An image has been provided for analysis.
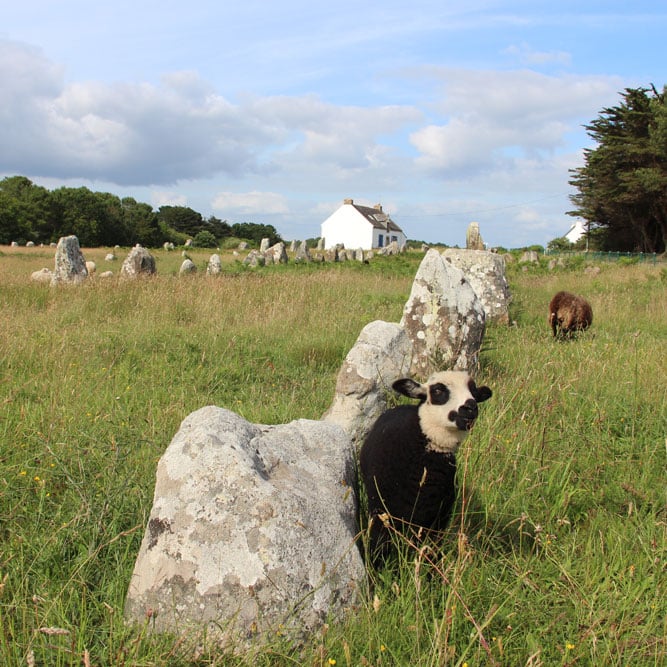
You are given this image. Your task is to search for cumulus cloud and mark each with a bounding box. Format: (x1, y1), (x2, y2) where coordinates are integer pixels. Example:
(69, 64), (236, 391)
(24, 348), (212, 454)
(245, 94), (421, 171)
(0, 41), (279, 185)
(0, 39), (420, 189)
(409, 67), (621, 176)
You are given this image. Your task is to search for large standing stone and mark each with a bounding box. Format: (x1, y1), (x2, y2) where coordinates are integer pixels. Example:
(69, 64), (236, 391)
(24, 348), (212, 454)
(125, 407), (364, 646)
(400, 249), (486, 377)
(50, 235), (88, 285)
(323, 320), (413, 445)
(120, 247), (157, 279)
(441, 249), (511, 324)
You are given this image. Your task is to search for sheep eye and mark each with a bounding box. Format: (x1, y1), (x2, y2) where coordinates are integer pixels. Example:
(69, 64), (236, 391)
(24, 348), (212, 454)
(429, 383), (450, 405)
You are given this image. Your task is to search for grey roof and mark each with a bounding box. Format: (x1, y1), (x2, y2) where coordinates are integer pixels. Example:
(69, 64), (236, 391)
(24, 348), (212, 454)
(351, 204), (404, 233)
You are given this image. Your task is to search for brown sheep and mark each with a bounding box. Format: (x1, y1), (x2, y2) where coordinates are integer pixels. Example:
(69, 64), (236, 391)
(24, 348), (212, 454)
(548, 291), (593, 338)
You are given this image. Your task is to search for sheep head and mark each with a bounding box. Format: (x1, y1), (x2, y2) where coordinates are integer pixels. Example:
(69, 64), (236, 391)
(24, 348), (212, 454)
(392, 370), (492, 453)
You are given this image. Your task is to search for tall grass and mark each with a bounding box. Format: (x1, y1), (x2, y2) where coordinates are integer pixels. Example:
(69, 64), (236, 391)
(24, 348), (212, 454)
(0, 246), (665, 665)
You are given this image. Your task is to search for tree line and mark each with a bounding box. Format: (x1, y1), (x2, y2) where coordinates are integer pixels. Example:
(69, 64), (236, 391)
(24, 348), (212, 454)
(568, 85), (666, 254)
(0, 176), (283, 248)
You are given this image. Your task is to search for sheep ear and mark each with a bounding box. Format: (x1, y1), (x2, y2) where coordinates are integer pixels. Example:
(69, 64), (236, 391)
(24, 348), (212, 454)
(469, 380), (492, 403)
(392, 378), (426, 400)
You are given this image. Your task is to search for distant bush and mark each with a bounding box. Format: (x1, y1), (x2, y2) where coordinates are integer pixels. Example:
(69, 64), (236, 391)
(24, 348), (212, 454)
(192, 230), (218, 248)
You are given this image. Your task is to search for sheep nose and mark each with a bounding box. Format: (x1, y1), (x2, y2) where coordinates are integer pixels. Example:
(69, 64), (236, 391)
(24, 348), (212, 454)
(448, 399), (479, 431)
(458, 399), (478, 420)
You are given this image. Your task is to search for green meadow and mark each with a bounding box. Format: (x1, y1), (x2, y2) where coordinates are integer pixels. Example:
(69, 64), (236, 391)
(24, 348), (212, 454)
(1, 246), (665, 666)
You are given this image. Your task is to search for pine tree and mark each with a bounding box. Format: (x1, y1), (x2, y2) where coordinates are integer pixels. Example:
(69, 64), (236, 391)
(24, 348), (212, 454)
(568, 86), (667, 253)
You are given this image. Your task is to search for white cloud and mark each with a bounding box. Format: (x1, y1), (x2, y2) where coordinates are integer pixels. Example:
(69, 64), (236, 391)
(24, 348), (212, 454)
(0, 41), (279, 184)
(151, 191), (188, 208)
(503, 43), (572, 67)
(211, 191), (289, 216)
(409, 68), (621, 176)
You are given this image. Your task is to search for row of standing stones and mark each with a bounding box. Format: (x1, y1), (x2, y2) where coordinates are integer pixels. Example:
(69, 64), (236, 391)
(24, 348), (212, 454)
(27, 234), (511, 648)
(28, 235), (408, 285)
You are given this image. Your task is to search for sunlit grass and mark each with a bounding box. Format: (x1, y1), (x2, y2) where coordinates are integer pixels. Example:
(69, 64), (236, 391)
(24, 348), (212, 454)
(1, 246), (665, 665)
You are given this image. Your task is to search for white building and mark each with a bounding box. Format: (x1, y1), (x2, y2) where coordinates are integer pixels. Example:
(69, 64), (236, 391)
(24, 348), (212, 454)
(565, 219), (587, 244)
(321, 199), (407, 250)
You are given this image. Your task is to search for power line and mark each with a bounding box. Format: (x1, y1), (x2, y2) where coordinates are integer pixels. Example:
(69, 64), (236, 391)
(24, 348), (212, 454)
(398, 192), (571, 219)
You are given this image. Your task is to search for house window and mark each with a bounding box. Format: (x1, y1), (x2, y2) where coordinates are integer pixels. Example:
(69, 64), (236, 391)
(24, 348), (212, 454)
(378, 234), (384, 248)
(391, 235), (398, 244)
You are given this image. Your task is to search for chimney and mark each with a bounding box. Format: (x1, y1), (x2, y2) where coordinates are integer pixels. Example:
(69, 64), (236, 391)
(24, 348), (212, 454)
(375, 203), (383, 212)
(344, 198), (353, 205)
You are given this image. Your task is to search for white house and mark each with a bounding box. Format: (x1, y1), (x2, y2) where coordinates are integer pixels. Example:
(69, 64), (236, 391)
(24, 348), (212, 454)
(565, 219), (587, 244)
(321, 199), (407, 250)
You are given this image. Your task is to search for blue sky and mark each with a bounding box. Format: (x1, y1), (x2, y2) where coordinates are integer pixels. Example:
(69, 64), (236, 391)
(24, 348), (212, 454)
(1, 1), (665, 247)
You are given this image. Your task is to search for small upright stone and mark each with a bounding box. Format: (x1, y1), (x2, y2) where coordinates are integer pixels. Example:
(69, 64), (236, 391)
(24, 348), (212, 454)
(207, 254), (222, 275)
(294, 241), (312, 263)
(50, 235), (88, 286)
(264, 242), (288, 265)
(466, 222), (485, 250)
(180, 259), (197, 275)
(243, 250), (266, 267)
(120, 247), (157, 279)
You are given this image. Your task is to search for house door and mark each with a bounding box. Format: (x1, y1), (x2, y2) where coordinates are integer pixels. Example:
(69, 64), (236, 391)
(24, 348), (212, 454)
(378, 234), (384, 248)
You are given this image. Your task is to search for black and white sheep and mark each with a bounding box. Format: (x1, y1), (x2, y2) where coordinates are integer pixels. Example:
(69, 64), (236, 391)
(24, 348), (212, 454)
(548, 291), (593, 338)
(359, 370), (492, 565)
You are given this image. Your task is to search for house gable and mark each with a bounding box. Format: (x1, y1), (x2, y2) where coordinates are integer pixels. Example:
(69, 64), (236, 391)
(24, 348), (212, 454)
(321, 198), (406, 250)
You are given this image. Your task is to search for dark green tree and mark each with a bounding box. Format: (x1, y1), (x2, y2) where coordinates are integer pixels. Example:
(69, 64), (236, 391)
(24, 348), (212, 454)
(122, 197), (163, 247)
(0, 176), (58, 243)
(231, 222), (282, 246)
(205, 215), (232, 240)
(546, 236), (573, 252)
(192, 230), (218, 248)
(50, 187), (131, 247)
(568, 85), (667, 253)
(157, 206), (204, 237)
(0, 192), (27, 244)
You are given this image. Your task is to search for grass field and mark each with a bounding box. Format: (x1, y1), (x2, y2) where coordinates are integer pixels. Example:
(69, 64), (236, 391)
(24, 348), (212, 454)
(1, 245), (665, 666)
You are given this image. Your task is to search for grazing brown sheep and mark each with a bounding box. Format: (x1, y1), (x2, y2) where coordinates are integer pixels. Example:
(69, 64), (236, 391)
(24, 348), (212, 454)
(548, 291), (593, 338)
